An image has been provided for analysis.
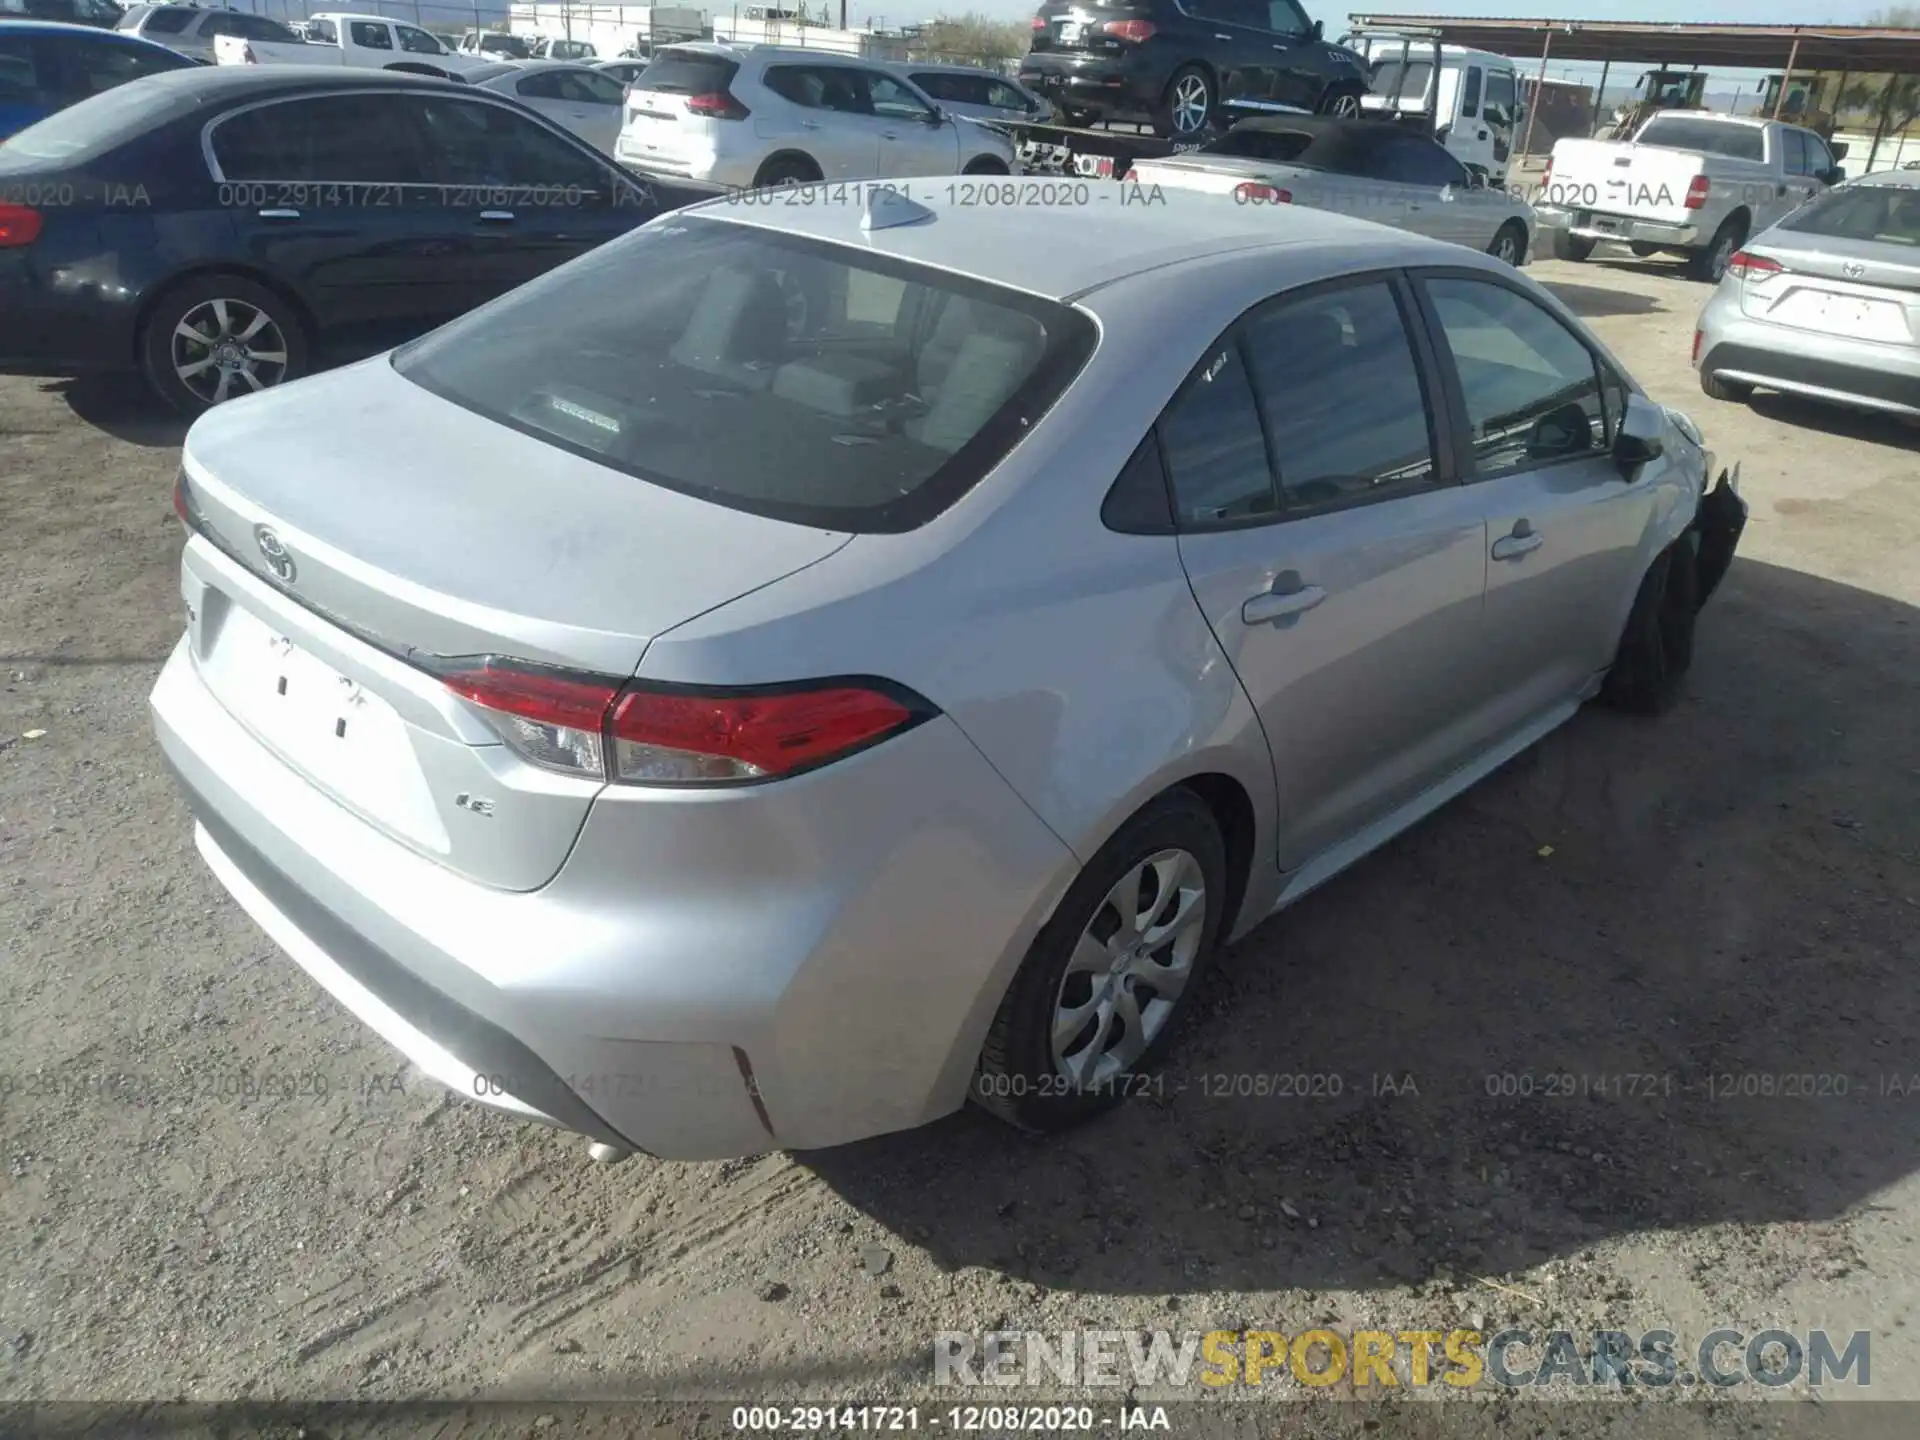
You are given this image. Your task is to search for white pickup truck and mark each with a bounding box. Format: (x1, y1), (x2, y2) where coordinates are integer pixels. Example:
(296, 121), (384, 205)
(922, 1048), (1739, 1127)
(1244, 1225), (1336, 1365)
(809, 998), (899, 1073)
(1533, 112), (1847, 282)
(212, 13), (490, 81)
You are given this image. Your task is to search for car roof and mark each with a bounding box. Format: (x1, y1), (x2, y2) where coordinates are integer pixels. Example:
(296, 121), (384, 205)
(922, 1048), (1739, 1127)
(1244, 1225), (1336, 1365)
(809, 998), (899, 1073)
(1641, 111), (1768, 129)
(683, 181), (1458, 301)
(101, 63), (467, 105)
(1231, 114), (1426, 142)
(0, 17), (160, 40)
(1848, 167), (1920, 189)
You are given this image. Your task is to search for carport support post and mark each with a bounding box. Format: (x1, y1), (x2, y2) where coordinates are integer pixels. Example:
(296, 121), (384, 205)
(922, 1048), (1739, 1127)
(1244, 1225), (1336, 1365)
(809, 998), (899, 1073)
(1866, 72), (1897, 169)
(1772, 32), (1803, 119)
(1592, 57), (1611, 136)
(1520, 27), (1552, 162)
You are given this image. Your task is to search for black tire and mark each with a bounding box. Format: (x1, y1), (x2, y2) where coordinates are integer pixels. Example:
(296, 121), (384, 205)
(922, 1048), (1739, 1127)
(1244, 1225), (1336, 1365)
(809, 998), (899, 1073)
(1699, 369), (1754, 403)
(1317, 83), (1363, 119)
(1599, 538), (1699, 715)
(751, 153), (821, 188)
(1488, 220), (1527, 266)
(973, 789), (1227, 1132)
(962, 156), (1009, 175)
(1551, 230), (1596, 262)
(1154, 65), (1215, 140)
(139, 272), (309, 418)
(1059, 105), (1095, 129)
(1688, 216), (1746, 283)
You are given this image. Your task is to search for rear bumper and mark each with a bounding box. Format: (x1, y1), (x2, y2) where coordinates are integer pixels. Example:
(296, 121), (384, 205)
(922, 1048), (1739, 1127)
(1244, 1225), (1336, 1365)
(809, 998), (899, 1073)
(150, 633), (1077, 1161)
(1535, 204), (1702, 248)
(1697, 297), (1920, 418)
(0, 249), (140, 376)
(1018, 52), (1164, 118)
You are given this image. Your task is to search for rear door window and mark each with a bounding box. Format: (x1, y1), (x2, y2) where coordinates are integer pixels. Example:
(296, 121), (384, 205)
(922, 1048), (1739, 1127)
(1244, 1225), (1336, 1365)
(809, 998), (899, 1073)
(348, 20), (393, 49)
(397, 24), (444, 54)
(391, 219), (1097, 533)
(306, 17), (336, 42)
(1780, 184), (1920, 245)
(1781, 126), (1810, 176)
(210, 93), (436, 184)
(1635, 115), (1764, 161)
(412, 94), (615, 193)
(1242, 279), (1438, 514)
(0, 34), (47, 106)
(1266, 0), (1309, 38)
(1159, 340), (1277, 527)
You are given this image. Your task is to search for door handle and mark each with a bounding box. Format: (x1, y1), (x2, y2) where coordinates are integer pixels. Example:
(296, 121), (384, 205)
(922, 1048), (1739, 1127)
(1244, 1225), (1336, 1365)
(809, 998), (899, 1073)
(883, 130), (900, 140)
(1491, 525), (1543, 560)
(1242, 575), (1327, 625)
(799, 118), (821, 129)
(257, 208), (300, 220)
(479, 210), (515, 222)
(1214, 32), (1232, 39)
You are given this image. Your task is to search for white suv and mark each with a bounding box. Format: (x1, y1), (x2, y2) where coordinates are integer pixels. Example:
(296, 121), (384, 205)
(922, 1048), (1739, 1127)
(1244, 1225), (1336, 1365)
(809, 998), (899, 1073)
(615, 43), (1016, 189)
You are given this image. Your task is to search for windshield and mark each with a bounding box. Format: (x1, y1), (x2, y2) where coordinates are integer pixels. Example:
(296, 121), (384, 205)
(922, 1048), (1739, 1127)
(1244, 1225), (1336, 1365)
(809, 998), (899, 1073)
(481, 33), (529, 56)
(392, 217), (1096, 533)
(1780, 182), (1920, 247)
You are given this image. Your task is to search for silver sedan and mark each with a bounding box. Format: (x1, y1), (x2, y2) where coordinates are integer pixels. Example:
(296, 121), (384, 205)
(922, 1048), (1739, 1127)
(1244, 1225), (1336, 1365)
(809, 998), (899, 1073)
(1695, 167), (1920, 420)
(1132, 116), (1536, 265)
(152, 184), (1741, 1162)
(466, 59), (626, 154)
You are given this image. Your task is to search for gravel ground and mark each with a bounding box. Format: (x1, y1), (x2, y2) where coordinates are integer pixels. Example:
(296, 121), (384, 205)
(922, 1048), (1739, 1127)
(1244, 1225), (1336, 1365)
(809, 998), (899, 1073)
(1, 254), (1918, 1433)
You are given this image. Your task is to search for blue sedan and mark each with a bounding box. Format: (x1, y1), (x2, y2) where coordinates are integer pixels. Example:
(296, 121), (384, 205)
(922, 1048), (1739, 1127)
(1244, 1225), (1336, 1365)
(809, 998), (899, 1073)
(0, 19), (194, 139)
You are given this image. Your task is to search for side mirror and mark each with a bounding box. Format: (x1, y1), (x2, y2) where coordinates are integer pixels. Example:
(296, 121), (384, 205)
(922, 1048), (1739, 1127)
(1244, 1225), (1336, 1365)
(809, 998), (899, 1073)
(925, 105), (946, 126)
(1614, 393), (1666, 473)
(1820, 165), (1846, 186)
(1311, 18), (1323, 39)
(1830, 141), (1849, 160)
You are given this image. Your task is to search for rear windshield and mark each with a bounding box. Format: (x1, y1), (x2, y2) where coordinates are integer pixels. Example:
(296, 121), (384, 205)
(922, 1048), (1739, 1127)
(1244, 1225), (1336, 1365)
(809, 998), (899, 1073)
(1369, 59), (1432, 99)
(1634, 115), (1764, 161)
(637, 48), (738, 94)
(392, 216), (1096, 533)
(1780, 182), (1920, 246)
(136, 4), (191, 31)
(480, 32), (528, 55)
(1206, 126), (1314, 164)
(0, 73), (193, 163)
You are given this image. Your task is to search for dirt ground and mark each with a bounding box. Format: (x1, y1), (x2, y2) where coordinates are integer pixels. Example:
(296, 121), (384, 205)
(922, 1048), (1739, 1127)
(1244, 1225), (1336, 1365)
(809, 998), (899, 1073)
(2, 252), (1918, 1433)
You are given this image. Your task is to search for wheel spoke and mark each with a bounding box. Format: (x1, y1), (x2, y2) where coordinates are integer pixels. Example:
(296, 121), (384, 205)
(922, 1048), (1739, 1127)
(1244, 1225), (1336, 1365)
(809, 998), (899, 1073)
(212, 369), (233, 404)
(175, 320), (215, 346)
(175, 355), (217, 380)
(210, 298), (233, 336)
(1106, 987), (1149, 1069)
(1126, 946), (1193, 1002)
(247, 350), (287, 367)
(235, 308), (272, 341)
(238, 367), (265, 393)
(1064, 931), (1111, 978)
(1063, 998), (1117, 1086)
(1052, 988), (1103, 1051)
(1104, 863), (1145, 937)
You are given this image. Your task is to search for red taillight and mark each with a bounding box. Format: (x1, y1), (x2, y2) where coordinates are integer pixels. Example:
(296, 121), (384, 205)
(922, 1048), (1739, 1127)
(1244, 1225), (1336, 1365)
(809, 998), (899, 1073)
(1031, 14), (1046, 28)
(1685, 174), (1710, 210)
(686, 90), (750, 120)
(1233, 181), (1291, 205)
(1540, 159), (1552, 189)
(435, 657), (930, 785)
(1726, 249), (1782, 281)
(609, 683), (922, 784)
(172, 472), (191, 525)
(1102, 18), (1155, 41)
(1691, 328), (1702, 364)
(0, 203), (43, 248)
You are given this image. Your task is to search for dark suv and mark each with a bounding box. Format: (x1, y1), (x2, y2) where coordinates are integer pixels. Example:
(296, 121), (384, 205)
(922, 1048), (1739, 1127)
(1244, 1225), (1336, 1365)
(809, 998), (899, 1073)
(1020, 0), (1366, 138)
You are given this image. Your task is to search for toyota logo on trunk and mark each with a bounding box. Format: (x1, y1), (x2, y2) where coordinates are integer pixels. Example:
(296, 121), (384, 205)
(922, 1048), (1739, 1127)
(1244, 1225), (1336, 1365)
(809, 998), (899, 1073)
(254, 525), (296, 585)
(1842, 260), (1867, 278)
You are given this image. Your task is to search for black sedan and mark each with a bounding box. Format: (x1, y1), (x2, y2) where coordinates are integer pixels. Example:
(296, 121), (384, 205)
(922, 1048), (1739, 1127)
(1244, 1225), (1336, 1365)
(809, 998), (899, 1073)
(0, 66), (715, 413)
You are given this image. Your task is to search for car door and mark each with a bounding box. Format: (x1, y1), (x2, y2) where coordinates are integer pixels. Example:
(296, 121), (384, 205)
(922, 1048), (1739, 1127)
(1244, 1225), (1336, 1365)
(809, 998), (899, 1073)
(412, 91), (644, 298)
(1446, 63), (1498, 175)
(1780, 126), (1828, 215)
(209, 90), (469, 357)
(1260, 0), (1323, 111)
(509, 67), (577, 130)
(1189, 0), (1273, 117)
(395, 22), (454, 66)
(1480, 65), (1517, 179)
(1412, 270), (1656, 733)
(866, 69), (954, 175)
(551, 65), (626, 152)
(1384, 134), (1495, 246)
(1168, 273), (1494, 872)
(761, 63), (881, 179)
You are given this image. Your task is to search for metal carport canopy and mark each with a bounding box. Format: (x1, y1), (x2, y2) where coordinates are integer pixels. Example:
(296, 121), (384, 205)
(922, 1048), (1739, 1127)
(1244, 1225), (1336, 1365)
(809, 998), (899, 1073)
(1346, 15), (1920, 69)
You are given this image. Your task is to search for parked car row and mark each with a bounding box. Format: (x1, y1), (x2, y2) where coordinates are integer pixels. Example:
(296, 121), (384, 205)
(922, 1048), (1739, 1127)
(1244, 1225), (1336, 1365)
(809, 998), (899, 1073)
(0, 16), (193, 139)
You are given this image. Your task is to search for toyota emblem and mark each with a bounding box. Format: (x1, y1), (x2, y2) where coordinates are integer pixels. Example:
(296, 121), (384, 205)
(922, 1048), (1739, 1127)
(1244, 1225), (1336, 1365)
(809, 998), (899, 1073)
(1842, 260), (1866, 279)
(254, 525), (296, 585)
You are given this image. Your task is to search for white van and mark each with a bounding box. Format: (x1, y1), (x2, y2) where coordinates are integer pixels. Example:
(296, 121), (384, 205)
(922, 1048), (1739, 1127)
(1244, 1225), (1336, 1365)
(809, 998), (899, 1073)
(1351, 39), (1520, 185)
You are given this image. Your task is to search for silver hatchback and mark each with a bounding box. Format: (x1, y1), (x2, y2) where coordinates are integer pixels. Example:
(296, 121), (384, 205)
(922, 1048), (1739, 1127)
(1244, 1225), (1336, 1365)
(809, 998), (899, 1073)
(1695, 168), (1920, 419)
(152, 186), (1744, 1162)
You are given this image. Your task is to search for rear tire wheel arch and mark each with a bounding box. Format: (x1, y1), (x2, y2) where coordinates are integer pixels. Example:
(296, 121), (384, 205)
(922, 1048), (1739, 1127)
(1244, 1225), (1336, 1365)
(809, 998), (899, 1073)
(1599, 537), (1699, 714)
(1156, 64), (1216, 139)
(962, 155), (1009, 175)
(1489, 219), (1527, 265)
(1317, 83), (1363, 118)
(973, 787), (1229, 1132)
(752, 151), (822, 187)
(1689, 211), (1748, 282)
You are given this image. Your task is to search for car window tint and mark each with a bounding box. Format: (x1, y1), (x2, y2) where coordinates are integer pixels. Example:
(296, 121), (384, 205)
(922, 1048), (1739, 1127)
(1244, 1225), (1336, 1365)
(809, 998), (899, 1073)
(349, 20), (392, 48)
(392, 219), (1093, 533)
(1424, 277), (1607, 477)
(1370, 59), (1432, 100)
(1243, 281), (1436, 513)
(0, 35), (43, 104)
(397, 25), (442, 54)
(1781, 183), (1920, 244)
(139, 5), (190, 32)
(868, 71), (930, 120)
(565, 69), (624, 104)
(211, 94), (434, 184)
(306, 17), (335, 42)
(1362, 134), (1463, 185)
(810, 66), (871, 114)
(413, 96), (609, 191)
(61, 35), (189, 96)
(1266, 0), (1308, 37)
(1460, 64), (1481, 118)
(1781, 127), (1809, 175)
(985, 79), (1028, 111)
(1805, 133), (1834, 175)
(1482, 67), (1514, 123)
(236, 14), (297, 41)
(1635, 115), (1763, 162)
(516, 69), (564, 99)
(638, 48), (738, 95)
(1160, 341), (1276, 526)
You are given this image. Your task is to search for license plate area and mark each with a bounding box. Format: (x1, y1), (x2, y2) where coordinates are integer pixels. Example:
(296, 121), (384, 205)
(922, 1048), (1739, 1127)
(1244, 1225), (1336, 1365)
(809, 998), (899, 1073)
(1589, 215), (1622, 234)
(195, 591), (448, 851)
(1056, 20), (1083, 42)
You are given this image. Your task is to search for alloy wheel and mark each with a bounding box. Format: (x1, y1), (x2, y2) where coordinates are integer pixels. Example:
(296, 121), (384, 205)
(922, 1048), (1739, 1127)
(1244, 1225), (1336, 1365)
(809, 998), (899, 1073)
(1171, 75), (1210, 135)
(1326, 91), (1361, 118)
(171, 298), (290, 406)
(1050, 848), (1207, 1088)
(1493, 230), (1521, 264)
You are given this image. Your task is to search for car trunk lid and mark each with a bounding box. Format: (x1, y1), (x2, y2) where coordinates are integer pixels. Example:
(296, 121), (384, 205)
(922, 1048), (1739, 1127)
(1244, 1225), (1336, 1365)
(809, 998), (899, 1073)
(177, 358), (850, 891)
(1738, 237), (1920, 346)
(1548, 137), (1707, 228)
(623, 49), (737, 169)
(1028, 1), (1155, 55)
